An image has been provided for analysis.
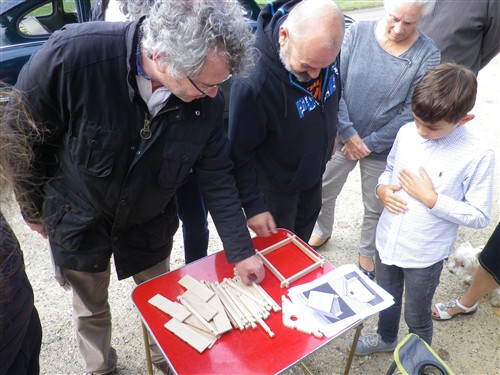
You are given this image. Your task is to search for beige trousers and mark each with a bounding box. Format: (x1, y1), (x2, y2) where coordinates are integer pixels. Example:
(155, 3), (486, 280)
(62, 259), (169, 374)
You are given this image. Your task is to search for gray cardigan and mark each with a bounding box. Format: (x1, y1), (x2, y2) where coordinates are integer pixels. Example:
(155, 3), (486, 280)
(337, 20), (440, 160)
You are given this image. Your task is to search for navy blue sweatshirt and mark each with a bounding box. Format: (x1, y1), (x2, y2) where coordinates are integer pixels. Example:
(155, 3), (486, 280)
(228, 0), (341, 218)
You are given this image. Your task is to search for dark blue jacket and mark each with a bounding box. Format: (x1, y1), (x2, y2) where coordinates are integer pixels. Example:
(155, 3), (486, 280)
(228, 0), (341, 218)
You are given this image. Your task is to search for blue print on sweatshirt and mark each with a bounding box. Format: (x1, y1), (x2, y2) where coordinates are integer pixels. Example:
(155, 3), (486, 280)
(296, 68), (337, 119)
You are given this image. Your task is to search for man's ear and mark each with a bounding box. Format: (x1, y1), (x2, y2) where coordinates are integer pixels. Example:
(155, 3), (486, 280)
(278, 25), (289, 48)
(153, 54), (166, 73)
(458, 114), (475, 126)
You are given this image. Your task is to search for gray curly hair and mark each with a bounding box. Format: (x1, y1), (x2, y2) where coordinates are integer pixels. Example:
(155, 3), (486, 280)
(141, 0), (255, 78)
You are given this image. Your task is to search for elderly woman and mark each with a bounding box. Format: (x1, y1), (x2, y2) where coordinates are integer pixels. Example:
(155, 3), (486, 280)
(309, 0), (440, 279)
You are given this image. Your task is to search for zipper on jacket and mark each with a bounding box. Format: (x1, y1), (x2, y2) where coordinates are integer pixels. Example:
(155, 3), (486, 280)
(139, 105), (180, 140)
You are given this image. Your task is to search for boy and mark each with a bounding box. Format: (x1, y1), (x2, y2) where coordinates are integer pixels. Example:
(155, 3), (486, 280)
(355, 63), (495, 354)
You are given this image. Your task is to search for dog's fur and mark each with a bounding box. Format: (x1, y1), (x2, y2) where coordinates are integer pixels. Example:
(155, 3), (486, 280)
(447, 242), (500, 307)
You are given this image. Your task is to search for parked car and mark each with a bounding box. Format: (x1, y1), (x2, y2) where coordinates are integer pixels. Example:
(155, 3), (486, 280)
(0, 0), (92, 84)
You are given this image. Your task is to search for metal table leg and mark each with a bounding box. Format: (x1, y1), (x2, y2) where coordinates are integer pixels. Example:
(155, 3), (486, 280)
(142, 322), (154, 375)
(344, 323), (363, 375)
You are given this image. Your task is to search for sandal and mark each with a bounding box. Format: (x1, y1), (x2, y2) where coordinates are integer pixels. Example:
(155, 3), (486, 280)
(358, 256), (375, 281)
(432, 299), (478, 321)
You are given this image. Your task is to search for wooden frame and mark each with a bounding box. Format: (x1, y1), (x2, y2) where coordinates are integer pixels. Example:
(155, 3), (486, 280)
(255, 233), (325, 288)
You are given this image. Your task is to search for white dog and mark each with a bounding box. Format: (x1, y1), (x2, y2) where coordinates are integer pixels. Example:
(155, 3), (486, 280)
(447, 242), (500, 307)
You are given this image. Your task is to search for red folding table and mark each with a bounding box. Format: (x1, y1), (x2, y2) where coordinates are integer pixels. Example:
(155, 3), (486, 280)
(132, 229), (363, 375)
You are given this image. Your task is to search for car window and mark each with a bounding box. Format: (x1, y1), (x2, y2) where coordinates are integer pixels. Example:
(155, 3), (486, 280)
(18, 0), (80, 37)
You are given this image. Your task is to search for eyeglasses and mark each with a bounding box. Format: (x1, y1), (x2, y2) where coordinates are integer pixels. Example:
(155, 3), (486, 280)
(187, 74), (232, 95)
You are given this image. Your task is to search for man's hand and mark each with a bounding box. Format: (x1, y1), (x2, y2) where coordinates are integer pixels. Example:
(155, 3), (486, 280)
(377, 184), (407, 214)
(399, 167), (437, 208)
(235, 254), (265, 285)
(26, 221), (47, 238)
(247, 211), (277, 237)
(341, 134), (371, 160)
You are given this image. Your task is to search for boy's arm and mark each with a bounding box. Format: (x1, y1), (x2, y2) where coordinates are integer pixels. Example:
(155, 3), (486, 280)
(376, 132), (408, 214)
(400, 150), (495, 228)
(377, 184), (407, 214)
(398, 167), (438, 208)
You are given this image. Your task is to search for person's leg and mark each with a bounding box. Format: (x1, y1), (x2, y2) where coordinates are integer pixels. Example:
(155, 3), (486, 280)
(358, 158), (385, 272)
(403, 260), (443, 345)
(356, 252), (401, 355)
(262, 188), (299, 234)
(310, 151), (357, 241)
(62, 265), (117, 375)
(294, 180), (322, 242)
(433, 264), (499, 318)
(176, 173), (209, 264)
(432, 224), (500, 319)
(133, 259), (170, 366)
(375, 252), (404, 344)
(6, 307), (42, 375)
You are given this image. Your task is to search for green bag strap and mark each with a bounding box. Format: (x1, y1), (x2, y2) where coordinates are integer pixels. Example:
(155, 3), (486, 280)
(394, 334), (455, 375)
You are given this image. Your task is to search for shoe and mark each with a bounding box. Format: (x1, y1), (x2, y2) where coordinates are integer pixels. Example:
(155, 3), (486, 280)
(308, 235), (330, 249)
(432, 299), (478, 321)
(358, 256), (375, 280)
(153, 361), (172, 375)
(355, 333), (397, 356)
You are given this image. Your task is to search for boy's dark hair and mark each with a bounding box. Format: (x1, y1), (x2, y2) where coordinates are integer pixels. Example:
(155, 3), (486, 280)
(412, 63), (477, 124)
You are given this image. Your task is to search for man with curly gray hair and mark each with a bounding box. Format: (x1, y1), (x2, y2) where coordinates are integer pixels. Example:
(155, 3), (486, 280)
(14, 1), (262, 374)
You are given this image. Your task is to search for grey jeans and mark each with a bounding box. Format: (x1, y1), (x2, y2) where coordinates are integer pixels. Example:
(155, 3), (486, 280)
(62, 259), (169, 374)
(312, 150), (385, 258)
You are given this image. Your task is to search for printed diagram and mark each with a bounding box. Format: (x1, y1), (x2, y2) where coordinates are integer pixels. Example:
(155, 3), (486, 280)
(285, 264), (394, 338)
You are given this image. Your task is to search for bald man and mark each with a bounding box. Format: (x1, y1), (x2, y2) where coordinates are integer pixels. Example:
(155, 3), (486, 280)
(228, 0), (345, 241)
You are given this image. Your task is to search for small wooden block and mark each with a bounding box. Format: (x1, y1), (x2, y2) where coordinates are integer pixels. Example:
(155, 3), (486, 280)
(164, 319), (213, 353)
(181, 290), (218, 321)
(178, 275), (215, 302)
(148, 294), (191, 322)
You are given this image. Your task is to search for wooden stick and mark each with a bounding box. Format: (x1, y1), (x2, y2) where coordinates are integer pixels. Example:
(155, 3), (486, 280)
(287, 233), (325, 266)
(225, 278), (269, 310)
(214, 283), (248, 330)
(251, 281), (281, 312)
(283, 261), (323, 287)
(177, 295), (218, 336)
(238, 291), (275, 338)
(209, 283), (243, 330)
(222, 282), (256, 329)
(259, 237), (292, 255)
(255, 251), (287, 286)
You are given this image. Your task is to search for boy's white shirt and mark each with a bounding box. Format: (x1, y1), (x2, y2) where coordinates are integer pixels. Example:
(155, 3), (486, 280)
(376, 121), (495, 268)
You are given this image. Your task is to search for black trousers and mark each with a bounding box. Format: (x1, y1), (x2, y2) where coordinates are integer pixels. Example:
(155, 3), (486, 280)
(261, 179), (322, 242)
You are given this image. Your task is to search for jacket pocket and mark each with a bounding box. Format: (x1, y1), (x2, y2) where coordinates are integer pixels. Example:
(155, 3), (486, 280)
(42, 182), (100, 251)
(69, 122), (122, 177)
(157, 142), (203, 189)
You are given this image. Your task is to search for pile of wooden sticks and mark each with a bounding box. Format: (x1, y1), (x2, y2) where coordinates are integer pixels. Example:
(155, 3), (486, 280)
(148, 274), (281, 353)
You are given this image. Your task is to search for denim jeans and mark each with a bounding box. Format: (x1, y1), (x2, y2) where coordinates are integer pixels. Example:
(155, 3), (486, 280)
(375, 252), (443, 345)
(176, 172), (209, 264)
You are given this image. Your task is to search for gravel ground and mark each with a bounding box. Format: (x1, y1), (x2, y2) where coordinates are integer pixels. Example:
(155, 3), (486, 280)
(4, 49), (499, 375)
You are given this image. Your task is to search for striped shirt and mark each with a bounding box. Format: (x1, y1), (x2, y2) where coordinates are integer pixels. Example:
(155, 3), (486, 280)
(376, 122), (495, 268)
